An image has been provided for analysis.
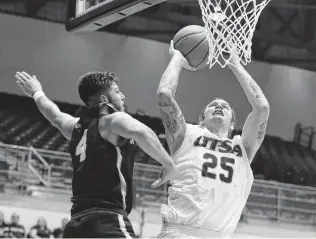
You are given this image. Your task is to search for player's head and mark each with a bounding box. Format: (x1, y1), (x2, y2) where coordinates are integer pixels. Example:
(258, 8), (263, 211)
(37, 217), (47, 228)
(11, 213), (19, 224)
(78, 71), (125, 111)
(199, 98), (236, 136)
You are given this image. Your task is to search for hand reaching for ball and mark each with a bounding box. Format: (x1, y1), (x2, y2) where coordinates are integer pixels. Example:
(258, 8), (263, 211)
(169, 40), (196, 71)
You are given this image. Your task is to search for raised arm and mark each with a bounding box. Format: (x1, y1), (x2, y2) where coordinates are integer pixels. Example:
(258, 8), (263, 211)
(99, 111), (175, 170)
(228, 56), (270, 163)
(15, 72), (79, 140)
(157, 42), (193, 155)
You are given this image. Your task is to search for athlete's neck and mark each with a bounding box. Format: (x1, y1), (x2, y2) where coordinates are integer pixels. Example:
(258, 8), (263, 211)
(99, 102), (118, 116)
(99, 103), (111, 116)
(204, 124), (229, 139)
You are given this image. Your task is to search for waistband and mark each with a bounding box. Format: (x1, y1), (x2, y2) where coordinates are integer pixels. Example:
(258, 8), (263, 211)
(71, 207), (128, 220)
(71, 198), (127, 218)
(161, 223), (230, 238)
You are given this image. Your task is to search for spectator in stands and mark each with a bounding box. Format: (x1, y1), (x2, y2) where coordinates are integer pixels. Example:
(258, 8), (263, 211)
(28, 217), (53, 238)
(6, 213), (25, 238)
(52, 218), (68, 238)
(0, 211), (8, 238)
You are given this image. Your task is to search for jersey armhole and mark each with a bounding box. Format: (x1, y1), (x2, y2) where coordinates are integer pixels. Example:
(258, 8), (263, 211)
(171, 123), (194, 158)
(233, 135), (251, 167)
(69, 119), (81, 142)
(69, 118), (80, 138)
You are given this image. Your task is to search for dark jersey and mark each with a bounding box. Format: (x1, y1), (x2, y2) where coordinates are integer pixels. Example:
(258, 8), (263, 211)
(68, 108), (137, 216)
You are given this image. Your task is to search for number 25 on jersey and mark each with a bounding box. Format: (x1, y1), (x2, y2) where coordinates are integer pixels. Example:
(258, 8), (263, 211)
(202, 153), (235, 184)
(76, 129), (87, 162)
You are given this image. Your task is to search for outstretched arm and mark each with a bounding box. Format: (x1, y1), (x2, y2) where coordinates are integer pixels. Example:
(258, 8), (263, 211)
(157, 42), (193, 155)
(99, 112), (175, 170)
(15, 72), (79, 140)
(35, 96), (79, 140)
(228, 57), (270, 163)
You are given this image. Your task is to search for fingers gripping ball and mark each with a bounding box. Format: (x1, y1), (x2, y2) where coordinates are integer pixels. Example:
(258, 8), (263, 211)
(173, 25), (209, 70)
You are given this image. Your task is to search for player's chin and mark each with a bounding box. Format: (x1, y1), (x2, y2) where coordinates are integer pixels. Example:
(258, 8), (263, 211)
(210, 115), (225, 123)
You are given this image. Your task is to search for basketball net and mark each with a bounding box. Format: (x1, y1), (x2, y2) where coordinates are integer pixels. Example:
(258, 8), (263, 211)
(198, 0), (272, 68)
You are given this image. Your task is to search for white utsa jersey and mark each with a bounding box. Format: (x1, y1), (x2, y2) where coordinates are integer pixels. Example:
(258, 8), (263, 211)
(161, 124), (254, 237)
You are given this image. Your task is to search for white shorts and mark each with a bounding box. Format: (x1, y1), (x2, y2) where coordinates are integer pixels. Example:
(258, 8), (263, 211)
(157, 223), (228, 239)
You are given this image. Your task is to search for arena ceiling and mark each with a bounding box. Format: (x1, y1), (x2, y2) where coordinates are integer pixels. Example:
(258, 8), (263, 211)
(1, 0), (316, 71)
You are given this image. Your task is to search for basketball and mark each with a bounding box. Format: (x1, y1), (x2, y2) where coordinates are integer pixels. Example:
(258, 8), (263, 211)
(173, 25), (209, 70)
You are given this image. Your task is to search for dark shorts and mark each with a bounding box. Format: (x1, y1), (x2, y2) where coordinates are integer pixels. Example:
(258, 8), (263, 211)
(63, 208), (137, 238)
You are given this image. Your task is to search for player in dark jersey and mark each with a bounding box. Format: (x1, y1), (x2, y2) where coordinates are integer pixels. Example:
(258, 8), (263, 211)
(15, 71), (175, 238)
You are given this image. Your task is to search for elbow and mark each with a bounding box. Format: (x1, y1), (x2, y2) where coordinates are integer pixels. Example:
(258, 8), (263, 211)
(263, 103), (270, 111)
(260, 100), (270, 112)
(252, 95), (270, 112)
(156, 88), (173, 106)
(157, 87), (173, 98)
(254, 102), (270, 115)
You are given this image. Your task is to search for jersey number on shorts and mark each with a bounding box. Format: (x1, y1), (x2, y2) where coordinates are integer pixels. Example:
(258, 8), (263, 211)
(76, 129), (87, 162)
(202, 153), (235, 183)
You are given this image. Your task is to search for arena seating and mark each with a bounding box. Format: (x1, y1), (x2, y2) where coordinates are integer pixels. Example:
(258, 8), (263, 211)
(0, 93), (79, 152)
(0, 93), (316, 187)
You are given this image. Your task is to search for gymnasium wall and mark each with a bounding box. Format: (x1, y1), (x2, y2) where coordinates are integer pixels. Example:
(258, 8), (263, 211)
(0, 13), (315, 141)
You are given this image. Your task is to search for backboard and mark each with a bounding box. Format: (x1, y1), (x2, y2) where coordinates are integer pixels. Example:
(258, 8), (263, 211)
(66, 0), (167, 33)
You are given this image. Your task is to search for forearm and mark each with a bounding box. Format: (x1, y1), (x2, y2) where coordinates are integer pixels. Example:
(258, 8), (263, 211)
(229, 64), (269, 109)
(135, 128), (175, 168)
(158, 54), (186, 97)
(34, 94), (62, 127)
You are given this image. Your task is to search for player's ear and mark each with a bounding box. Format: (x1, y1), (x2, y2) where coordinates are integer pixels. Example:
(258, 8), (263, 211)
(100, 94), (109, 103)
(198, 109), (205, 125)
(228, 113), (235, 132)
(228, 125), (234, 139)
(198, 115), (204, 127)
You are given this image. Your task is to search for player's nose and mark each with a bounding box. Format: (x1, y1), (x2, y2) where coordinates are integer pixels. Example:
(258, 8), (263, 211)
(120, 92), (125, 100)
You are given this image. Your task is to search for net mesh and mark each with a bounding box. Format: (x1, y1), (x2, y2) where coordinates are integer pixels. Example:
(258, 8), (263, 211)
(198, 0), (272, 68)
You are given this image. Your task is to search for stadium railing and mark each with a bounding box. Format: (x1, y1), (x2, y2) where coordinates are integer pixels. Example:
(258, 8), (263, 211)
(0, 142), (315, 226)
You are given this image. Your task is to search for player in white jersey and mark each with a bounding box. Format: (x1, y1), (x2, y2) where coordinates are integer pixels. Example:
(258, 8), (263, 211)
(153, 41), (270, 238)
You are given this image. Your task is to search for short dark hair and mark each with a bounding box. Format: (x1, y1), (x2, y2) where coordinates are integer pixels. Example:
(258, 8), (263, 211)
(199, 98), (236, 128)
(78, 71), (119, 106)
